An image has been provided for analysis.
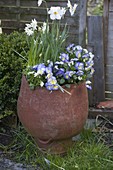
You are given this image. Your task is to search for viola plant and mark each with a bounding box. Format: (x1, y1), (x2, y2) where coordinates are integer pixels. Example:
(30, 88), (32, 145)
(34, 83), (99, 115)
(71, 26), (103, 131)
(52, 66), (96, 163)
(22, 0), (94, 92)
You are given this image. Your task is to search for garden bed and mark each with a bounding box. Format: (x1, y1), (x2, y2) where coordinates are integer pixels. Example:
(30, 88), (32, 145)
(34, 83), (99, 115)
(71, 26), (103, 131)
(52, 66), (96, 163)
(0, 112), (113, 170)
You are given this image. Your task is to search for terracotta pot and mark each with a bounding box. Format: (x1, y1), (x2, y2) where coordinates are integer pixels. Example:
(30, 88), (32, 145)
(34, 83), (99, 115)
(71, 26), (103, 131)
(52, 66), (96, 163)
(17, 75), (88, 154)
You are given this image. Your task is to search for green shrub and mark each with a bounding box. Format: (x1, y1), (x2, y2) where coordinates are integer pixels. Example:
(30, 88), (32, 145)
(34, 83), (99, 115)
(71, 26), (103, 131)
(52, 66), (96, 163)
(0, 31), (28, 119)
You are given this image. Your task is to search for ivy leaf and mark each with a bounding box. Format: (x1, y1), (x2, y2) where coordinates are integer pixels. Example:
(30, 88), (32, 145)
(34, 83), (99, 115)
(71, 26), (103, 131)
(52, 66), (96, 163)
(29, 83), (35, 90)
(60, 78), (65, 84)
(65, 84), (71, 88)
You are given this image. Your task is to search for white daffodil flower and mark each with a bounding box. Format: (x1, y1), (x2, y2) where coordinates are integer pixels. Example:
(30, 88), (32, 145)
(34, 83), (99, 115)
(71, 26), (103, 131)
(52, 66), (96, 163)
(24, 27), (34, 36)
(48, 7), (66, 20)
(67, 0), (72, 8)
(42, 22), (47, 32)
(31, 19), (37, 30)
(37, 0), (43, 7)
(69, 3), (78, 16)
(67, 0), (78, 16)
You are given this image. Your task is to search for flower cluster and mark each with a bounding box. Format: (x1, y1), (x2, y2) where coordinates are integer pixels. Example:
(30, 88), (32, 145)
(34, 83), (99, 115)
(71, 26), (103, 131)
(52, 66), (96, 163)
(26, 44), (94, 91)
(21, 0), (94, 92)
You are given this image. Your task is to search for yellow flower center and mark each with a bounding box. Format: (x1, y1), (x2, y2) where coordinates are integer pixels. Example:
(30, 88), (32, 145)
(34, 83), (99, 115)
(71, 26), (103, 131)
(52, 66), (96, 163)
(54, 11), (58, 15)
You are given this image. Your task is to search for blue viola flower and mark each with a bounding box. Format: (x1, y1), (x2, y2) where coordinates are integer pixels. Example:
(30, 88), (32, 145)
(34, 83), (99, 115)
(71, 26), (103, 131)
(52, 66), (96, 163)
(36, 63), (46, 75)
(45, 83), (58, 91)
(85, 60), (94, 71)
(32, 64), (39, 71)
(75, 50), (82, 59)
(90, 67), (95, 75)
(47, 76), (57, 85)
(45, 83), (53, 90)
(59, 53), (69, 63)
(56, 68), (65, 76)
(86, 80), (92, 90)
(45, 76), (58, 90)
(76, 70), (84, 76)
(64, 71), (75, 80)
(82, 54), (89, 59)
(66, 44), (75, 53)
(75, 45), (82, 51)
(75, 62), (84, 70)
(45, 66), (52, 74)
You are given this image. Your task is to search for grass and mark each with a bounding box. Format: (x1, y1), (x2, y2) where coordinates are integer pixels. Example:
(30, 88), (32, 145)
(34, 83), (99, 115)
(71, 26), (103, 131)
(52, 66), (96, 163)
(1, 123), (113, 170)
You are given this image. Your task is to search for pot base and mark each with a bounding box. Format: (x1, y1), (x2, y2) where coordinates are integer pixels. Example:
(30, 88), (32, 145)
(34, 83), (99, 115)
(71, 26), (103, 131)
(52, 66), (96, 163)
(35, 137), (73, 155)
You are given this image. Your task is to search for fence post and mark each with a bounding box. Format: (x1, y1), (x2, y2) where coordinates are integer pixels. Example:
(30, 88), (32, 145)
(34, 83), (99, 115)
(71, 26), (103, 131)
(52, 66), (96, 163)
(87, 16), (105, 106)
(79, 0), (87, 47)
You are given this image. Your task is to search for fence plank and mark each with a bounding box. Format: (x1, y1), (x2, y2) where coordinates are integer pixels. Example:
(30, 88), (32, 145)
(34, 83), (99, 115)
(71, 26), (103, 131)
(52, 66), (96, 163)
(87, 16), (105, 106)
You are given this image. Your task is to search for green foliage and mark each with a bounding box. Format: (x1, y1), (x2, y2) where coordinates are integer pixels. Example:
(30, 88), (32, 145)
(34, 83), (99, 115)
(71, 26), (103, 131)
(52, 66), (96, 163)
(92, 2), (103, 15)
(27, 21), (68, 67)
(0, 31), (28, 119)
(2, 126), (113, 170)
(88, 0), (103, 16)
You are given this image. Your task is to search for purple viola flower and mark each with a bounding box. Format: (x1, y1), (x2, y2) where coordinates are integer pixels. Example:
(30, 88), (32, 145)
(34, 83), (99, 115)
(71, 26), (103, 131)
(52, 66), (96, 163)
(32, 64), (39, 71)
(47, 76), (57, 85)
(37, 63), (46, 75)
(64, 71), (74, 80)
(59, 53), (69, 63)
(45, 66), (52, 74)
(85, 60), (94, 70)
(76, 70), (84, 76)
(45, 76), (58, 91)
(75, 62), (84, 70)
(45, 83), (58, 91)
(90, 67), (95, 75)
(82, 54), (89, 59)
(45, 82), (53, 90)
(75, 50), (82, 59)
(55, 68), (65, 76)
(86, 81), (92, 90)
(66, 44), (75, 53)
(75, 45), (82, 51)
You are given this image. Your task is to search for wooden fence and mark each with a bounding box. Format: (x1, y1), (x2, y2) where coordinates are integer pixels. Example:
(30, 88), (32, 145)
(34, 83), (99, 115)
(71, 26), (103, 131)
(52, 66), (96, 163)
(0, 0), (113, 111)
(104, 0), (113, 99)
(87, 16), (105, 106)
(0, 0), (87, 46)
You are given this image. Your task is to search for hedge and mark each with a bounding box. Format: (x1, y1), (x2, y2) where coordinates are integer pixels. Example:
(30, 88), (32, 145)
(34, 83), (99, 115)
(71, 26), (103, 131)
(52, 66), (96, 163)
(0, 31), (28, 119)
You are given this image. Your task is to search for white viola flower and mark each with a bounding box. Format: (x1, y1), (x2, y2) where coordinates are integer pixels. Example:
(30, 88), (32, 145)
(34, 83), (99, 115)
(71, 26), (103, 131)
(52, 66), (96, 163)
(27, 71), (35, 75)
(86, 80), (91, 85)
(34, 72), (39, 77)
(48, 7), (65, 20)
(83, 49), (88, 53)
(31, 19), (37, 30)
(40, 81), (44, 87)
(37, 0), (43, 7)
(78, 76), (82, 80)
(89, 52), (94, 59)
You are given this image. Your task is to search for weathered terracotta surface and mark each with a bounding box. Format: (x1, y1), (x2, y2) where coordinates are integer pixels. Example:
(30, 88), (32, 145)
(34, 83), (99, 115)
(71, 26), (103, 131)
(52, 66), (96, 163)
(17, 76), (88, 153)
(96, 101), (113, 110)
